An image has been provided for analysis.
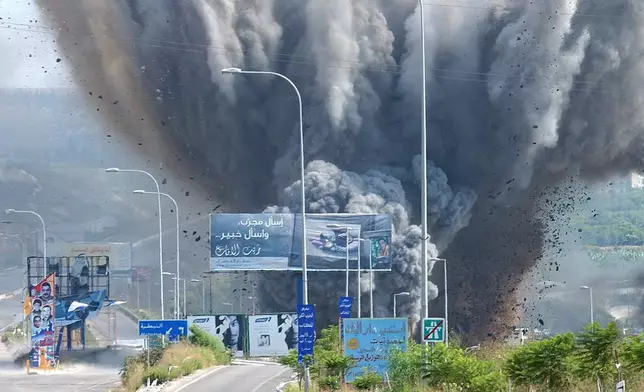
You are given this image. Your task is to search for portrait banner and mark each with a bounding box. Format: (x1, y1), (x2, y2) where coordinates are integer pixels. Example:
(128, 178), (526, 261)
(29, 273), (56, 368)
(248, 314), (298, 357)
(187, 315), (246, 357)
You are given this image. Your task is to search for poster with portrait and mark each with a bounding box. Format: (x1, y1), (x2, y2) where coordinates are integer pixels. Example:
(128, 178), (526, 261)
(187, 315), (246, 357)
(248, 313), (298, 357)
(27, 273), (56, 368)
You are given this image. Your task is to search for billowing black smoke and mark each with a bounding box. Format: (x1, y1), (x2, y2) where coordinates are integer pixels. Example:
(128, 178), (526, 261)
(34, 0), (644, 340)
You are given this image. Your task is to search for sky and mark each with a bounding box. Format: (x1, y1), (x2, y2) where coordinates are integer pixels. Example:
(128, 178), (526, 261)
(0, 0), (72, 89)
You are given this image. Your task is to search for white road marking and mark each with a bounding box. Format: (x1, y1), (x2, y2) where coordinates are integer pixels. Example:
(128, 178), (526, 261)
(251, 367), (290, 392)
(173, 366), (226, 392)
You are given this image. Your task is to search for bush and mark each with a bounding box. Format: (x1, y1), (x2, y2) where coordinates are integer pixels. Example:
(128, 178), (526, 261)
(352, 370), (382, 391)
(505, 333), (577, 389)
(622, 335), (644, 372)
(575, 321), (621, 388)
(119, 327), (231, 392)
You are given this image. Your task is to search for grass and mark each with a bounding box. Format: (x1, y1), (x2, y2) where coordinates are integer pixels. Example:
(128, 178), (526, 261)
(120, 341), (227, 392)
(118, 325), (231, 392)
(1, 322), (27, 344)
(285, 377), (644, 392)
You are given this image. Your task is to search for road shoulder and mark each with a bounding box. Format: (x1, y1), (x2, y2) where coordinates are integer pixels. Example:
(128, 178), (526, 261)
(137, 365), (227, 392)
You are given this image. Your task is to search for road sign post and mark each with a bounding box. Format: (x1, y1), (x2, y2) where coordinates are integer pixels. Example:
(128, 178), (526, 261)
(422, 318), (445, 343)
(138, 319), (188, 341)
(297, 304), (315, 364)
(616, 380), (625, 392)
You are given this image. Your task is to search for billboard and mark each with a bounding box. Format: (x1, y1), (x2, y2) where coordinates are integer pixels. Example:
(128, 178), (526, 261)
(210, 213), (392, 271)
(248, 314), (298, 357)
(27, 274), (56, 368)
(54, 242), (132, 272)
(187, 315), (246, 357)
(342, 318), (408, 382)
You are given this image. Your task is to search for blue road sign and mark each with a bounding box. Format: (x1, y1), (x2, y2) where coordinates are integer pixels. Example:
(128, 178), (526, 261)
(297, 304), (315, 363)
(338, 296), (353, 318)
(138, 319), (188, 337)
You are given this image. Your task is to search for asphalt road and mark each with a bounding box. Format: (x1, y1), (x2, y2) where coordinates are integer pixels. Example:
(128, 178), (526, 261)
(88, 307), (141, 346)
(0, 365), (121, 392)
(0, 266), (26, 331)
(171, 361), (293, 392)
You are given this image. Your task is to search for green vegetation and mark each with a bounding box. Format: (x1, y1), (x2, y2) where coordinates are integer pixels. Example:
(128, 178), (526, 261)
(573, 185), (644, 248)
(118, 325), (231, 392)
(282, 323), (644, 392)
(1, 322), (27, 344)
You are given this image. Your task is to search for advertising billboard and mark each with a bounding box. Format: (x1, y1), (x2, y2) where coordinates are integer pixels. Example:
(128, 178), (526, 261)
(187, 315), (246, 357)
(342, 318), (408, 382)
(210, 213), (392, 271)
(54, 242), (132, 272)
(248, 314), (298, 357)
(27, 274), (56, 368)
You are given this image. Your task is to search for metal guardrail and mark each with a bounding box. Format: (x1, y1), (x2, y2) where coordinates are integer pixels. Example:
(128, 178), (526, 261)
(116, 306), (142, 324)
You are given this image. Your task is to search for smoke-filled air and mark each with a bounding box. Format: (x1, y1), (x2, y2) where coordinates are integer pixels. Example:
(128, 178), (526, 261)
(35, 0), (644, 341)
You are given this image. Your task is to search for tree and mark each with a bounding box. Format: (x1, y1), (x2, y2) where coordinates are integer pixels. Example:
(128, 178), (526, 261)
(575, 322), (621, 390)
(621, 335), (644, 372)
(505, 333), (577, 390)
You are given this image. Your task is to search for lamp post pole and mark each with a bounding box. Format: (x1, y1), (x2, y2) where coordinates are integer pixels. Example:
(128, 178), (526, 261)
(393, 292), (410, 318)
(581, 286), (594, 325)
(106, 168), (165, 319)
(134, 190), (181, 319)
(430, 258), (448, 347)
(417, 0), (431, 343)
(222, 67), (310, 391)
(5, 209), (47, 277)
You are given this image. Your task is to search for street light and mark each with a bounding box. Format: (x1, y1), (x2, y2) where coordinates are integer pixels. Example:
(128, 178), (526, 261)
(417, 0), (431, 330)
(106, 168), (165, 319)
(190, 278), (205, 314)
(221, 68), (309, 305)
(222, 67), (309, 390)
(5, 209), (47, 277)
(326, 224), (357, 298)
(202, 274), (214, 314)
(163, 272), (177, 318)
(580, 285), (594, 325)
(393, 292), (410, 318)
(1, 233), (28, 346)
(134, 189), (181, 320)
(431, 258), (449, 347)
(164, 274), (186, 318)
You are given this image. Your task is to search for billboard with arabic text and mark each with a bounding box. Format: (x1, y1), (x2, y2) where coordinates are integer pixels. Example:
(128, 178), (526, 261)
(210, 213), (392, 271)
(342, 318), (408, 382)
(54, 242), (131, 272)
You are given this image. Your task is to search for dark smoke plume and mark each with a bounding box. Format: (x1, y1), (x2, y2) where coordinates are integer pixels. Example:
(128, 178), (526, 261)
(34, 0), (644, 341)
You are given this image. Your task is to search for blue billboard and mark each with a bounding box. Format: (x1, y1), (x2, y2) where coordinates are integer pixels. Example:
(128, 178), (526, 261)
(342, 318), (408, 382)
(210, 213), (392, 271)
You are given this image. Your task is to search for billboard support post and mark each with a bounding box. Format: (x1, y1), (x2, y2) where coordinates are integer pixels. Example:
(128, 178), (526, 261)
(345, 228), (349, 297)
(357, 242), (361, 319)
(369, 239), (373, 318)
